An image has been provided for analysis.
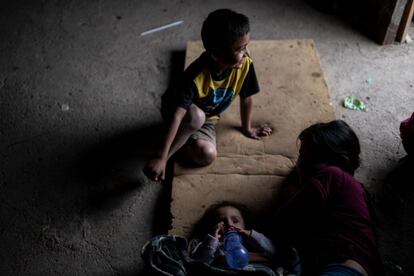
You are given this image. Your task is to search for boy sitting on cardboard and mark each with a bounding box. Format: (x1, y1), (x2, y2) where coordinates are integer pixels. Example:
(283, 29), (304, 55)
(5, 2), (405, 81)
(144, 9), (272, 182)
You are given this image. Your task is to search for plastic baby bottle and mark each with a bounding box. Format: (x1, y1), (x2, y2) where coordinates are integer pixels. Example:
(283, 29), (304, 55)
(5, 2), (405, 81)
(223, 231), (249, 269)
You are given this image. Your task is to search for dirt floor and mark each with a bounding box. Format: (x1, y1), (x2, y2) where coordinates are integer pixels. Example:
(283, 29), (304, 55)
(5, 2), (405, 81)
(1, 0), (413, 275)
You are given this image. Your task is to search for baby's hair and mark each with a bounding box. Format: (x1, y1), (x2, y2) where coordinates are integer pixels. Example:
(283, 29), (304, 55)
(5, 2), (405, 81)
(201, 9), (250, 52)
(189, 201), (252, 240)
(297, 120), (361, 175)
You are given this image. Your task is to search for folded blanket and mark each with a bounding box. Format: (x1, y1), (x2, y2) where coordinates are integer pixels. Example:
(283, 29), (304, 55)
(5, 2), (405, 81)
(141, 235), (298, 276)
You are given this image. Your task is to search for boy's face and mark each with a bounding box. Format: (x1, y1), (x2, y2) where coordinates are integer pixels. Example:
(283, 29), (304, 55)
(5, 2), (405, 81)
(213, 32), (251, 69)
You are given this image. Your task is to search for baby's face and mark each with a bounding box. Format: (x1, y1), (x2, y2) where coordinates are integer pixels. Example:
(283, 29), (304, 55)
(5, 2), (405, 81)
(216, 206), (246, 231)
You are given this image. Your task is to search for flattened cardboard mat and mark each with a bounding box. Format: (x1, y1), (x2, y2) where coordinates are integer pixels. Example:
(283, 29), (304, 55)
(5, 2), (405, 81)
(170, 40), (335, 237)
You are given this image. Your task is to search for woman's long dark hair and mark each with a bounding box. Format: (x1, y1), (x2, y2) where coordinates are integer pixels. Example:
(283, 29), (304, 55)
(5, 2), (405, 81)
(297, 120), (361, 175)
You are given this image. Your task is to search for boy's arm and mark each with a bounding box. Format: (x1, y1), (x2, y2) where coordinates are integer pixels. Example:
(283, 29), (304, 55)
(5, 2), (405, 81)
(143, 106), (187, 181)
(240, 95), (272, 139)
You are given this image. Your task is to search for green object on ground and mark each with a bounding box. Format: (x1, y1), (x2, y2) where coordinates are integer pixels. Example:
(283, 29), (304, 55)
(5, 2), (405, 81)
(343, 96), (367, 111)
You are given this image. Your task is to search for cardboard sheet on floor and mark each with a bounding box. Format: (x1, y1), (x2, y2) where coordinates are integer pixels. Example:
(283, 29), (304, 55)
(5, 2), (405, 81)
(170, 40), (335, 237)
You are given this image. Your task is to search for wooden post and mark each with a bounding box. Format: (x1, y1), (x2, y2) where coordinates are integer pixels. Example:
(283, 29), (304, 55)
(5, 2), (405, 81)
(376, 0), (409, 44)
(396, 0), (414, 42)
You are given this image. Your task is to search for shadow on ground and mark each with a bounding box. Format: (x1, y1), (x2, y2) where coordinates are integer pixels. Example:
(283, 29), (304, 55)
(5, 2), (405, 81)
(77, 125), (163, 210)
(304, 0), (380, 42)
(76, 49), (187, 232)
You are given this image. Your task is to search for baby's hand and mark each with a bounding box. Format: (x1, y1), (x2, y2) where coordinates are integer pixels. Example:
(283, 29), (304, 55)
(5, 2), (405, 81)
(229, 225), (252, 237)
(211, 222), (225, 240)
(242, 125), (272, 140)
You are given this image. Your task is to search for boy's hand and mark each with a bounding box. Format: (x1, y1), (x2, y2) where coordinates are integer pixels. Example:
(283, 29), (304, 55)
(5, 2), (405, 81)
(242, 125), (272, 140)
(143, 157), (167, 182)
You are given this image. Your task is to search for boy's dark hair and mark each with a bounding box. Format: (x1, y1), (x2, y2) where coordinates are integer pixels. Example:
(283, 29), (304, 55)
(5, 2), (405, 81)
(201, 9), (250, 52)
(189, 201), (252, 240)
(297, 120), (361, 175)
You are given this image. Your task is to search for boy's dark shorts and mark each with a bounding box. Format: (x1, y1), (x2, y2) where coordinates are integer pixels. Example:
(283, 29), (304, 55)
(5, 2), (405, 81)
(189, 119), (218, 146)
